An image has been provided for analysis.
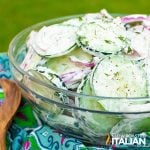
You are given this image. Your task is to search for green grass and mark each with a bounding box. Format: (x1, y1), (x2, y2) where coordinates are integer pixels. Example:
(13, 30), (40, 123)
(0, 0), (149, 52)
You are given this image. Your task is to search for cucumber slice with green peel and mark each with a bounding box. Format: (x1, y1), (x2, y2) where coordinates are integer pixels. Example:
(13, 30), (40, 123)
(34, 66), (70, 103)
(76, 75), (103, 108)
(44, 47), (93, 75)
(82, 112), (122, 136)
(111, 117), (150, 134)
(35, 66), (67, 91)
(27, 67), (69, 104)
(31, 69), (64, 90)
(27, 24), (77, 57)
(43, 47), (93, 89)
(42, 48), (92, 89)
(75, 75), (121, 135)
(23, 69), (67, 116)
(77, 22), (130, 56)
(91, 55), (148, 97)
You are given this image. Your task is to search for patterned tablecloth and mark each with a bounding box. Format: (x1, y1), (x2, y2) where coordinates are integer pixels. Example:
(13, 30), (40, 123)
(1, 53), (150, 150)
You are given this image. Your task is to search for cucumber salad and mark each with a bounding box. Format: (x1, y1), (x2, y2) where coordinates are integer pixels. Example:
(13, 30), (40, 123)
(20, 9), (150, 110)
(19, 9), (150, 136)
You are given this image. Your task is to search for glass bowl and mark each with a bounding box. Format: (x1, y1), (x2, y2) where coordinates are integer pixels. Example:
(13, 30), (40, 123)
(8, 14), (150, 147)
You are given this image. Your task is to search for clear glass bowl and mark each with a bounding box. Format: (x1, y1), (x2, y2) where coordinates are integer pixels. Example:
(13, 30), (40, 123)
(8, 15), (150, 146)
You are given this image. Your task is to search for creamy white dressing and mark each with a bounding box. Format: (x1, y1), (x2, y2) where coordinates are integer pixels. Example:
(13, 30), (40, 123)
(27, 25), (77, 56)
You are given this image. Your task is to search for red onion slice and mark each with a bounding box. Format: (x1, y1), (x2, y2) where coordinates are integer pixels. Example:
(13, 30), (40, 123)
(61, 69), (91, 84)
(121, 15), (150, 23)
(69, 56), (95, 67)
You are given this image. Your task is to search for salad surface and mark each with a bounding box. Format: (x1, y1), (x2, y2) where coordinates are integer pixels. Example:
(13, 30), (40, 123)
(20, 9), (150, 112)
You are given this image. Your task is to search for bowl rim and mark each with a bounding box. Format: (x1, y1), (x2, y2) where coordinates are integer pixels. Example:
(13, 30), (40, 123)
(8, 14), (150, 114)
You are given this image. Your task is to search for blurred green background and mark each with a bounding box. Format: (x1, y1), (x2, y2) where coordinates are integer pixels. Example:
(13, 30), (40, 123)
(0, 0), (149, 52)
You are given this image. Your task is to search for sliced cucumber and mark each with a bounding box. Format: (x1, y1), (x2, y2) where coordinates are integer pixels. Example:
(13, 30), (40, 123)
(76, 75), (102, 108)
(98, 98), (150, 113)
(75, 75), (121, 135)
(91, 55), (148, 97)
(27, 24), (77, 57)
(23, 67), (69, 116)
(42, 47), (93, 89)
(46, 113), (78, 131)
(35, 66), (68, 94)
(111, 117), (150, 134)
(32, 67), (67, 95)
(44, 47), (93, 75)
(77, 22), (130, 56)
(23, 70), (68, 116)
